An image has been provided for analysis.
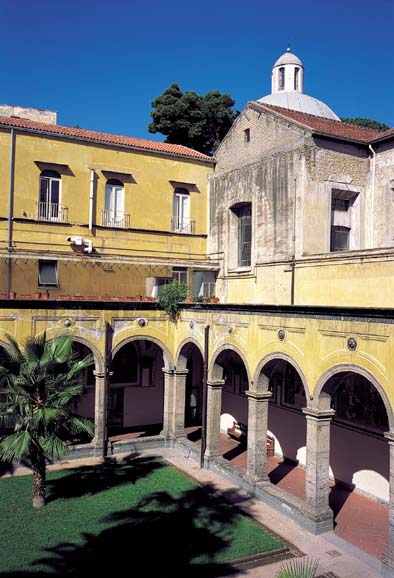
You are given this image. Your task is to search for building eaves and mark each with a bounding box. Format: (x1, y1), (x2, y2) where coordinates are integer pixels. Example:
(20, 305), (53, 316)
(0, 115), (215, 163)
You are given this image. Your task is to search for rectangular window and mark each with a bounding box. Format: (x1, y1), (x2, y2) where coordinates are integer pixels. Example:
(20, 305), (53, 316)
(172, 267), (187, 285)
(38, 260), (58, 287)
(330, 226), (350, 251)
(332, 197), (350, 211)
(238, 204), (252, 267)
(244, 128), (250, 143)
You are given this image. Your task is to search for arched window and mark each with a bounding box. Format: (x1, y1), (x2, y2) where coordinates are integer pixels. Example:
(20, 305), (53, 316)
(294, 67), (299, 91)
(172, 187), (192, 233)
(39, 170), (61, 221)
(104, 179), (125, 227)
(278, 67), (285, 91)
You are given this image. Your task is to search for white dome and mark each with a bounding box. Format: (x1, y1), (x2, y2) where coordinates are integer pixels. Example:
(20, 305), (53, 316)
(258, 91), (340, 121)
(274, 50), (303, 68)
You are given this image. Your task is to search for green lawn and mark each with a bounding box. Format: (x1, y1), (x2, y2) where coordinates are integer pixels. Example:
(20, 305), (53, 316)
(0, 456), (283, 577)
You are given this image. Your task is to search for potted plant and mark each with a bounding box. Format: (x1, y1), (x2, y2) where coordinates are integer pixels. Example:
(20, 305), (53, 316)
(157, 281), (188, 321)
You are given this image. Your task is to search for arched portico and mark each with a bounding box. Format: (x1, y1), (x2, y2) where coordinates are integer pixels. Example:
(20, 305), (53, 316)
(248, 354), (308, 488)
(205, 345), (250, 462)
(175, 340), (204, 440)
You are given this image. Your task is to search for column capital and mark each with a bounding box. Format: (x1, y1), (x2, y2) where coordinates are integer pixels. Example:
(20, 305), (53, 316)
(207, 379), (225, 389)
(246, 390), (272, 401)
(384, 431), (394, 444)
(302, 407), (335, 421)
(93, 371), (105, 379)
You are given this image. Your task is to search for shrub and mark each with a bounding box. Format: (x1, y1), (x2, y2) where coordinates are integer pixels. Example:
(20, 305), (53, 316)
(157, 282), (188, 321)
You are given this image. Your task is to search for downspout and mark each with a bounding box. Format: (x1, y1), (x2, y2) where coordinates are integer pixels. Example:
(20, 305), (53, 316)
(368, 144), (376, 247)
(6, 128), (15, 299)
(200, 324), (210, 468)
(290, 176), (297, 305)
(89, 169), (95, 232)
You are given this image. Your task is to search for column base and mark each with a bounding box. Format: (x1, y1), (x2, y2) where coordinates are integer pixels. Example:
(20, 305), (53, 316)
(381, 555), (394, 578)
(93, 444), (106, 458)
(247, 473), (270, 486)
(302, 505), (334, 535)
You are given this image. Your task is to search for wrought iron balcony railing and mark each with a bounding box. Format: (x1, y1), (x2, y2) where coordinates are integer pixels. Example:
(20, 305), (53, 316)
(171, 216), (195, 234)
(102, 209), (130, 229)
(36, 202), (68, 223)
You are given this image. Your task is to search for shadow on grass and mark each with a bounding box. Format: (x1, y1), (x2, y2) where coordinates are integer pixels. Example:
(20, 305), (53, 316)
(1, 482), (241, 578)
(46, 454), (163, 503)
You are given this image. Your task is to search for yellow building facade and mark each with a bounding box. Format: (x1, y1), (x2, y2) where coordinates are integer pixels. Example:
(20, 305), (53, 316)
(0, 113), (216, 300)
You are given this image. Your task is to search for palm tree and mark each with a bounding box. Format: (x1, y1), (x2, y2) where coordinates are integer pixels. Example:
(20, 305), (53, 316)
(0, 333), (94, 507)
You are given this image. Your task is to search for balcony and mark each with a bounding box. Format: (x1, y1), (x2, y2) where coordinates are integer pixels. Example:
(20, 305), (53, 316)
(102, 209), (130, 229)
(36, 202), (68, 223)
(171, 216), (195, 234)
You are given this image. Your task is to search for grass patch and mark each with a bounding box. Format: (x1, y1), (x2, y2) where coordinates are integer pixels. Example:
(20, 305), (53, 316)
(0, 456), (284, 576)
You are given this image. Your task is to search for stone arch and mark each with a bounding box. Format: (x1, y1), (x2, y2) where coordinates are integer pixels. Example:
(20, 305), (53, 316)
(176, 338), (204, 370)
(313, 363), (394, 431)
(209, 343), (251, 384)
(112, 334), (174, 369)
(253, 351), (309, 398)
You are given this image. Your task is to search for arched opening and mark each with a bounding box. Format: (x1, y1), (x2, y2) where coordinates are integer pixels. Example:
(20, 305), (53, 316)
(258, 358), (307, 499)
(320, 370), (390, 557)
(109, 339), (164, 437)
(213, 348), (249, 467)
(70, 341), (96, 444)
(177, 341), (204, 443)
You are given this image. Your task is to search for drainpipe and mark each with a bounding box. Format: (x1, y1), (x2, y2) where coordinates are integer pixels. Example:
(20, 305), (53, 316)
(89, 169), (95, 232)
(6, 128), (15, 299)
(369, 144), (376, 247)
(290, 176), (297, 305)
(200, 324), (210, 468)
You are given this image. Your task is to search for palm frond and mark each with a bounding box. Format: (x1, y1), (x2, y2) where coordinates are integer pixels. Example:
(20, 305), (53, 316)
(0, 430), (32, 462)
(24, 333), (47, 363)
(46, 335), (74, 364)
(39, 434), (67, 460)
(66, 354), (94, 381)
(67, 415), (94, 436)
(4, 335), (23, 366)
(275, 557), (319, 578)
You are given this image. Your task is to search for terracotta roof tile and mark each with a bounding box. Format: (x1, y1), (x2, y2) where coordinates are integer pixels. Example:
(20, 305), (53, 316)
(258, 103), (383, 142)
(0, 115), (214, 161)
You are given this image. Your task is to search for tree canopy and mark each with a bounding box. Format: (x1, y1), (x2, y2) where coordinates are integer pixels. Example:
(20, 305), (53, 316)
(148, 83), (238, 156)
(341, 117), (390, 132)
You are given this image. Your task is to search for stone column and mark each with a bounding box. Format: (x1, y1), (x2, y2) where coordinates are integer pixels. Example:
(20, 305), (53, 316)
(246, 390), (271, 484)
(382, 431), (394, 577)
(302, 406), (335, 533)
(205, 380), (223, 460)
(93, 371), (107, 457)
(161, 368), (188, 441)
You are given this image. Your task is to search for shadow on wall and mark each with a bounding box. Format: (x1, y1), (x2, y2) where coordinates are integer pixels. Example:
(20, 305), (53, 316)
(268, 405), (306, 462)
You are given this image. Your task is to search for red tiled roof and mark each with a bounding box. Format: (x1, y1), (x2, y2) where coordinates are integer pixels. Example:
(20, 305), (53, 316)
(370, 127), (394, 141)
(0, 115), (214, 161)
(257, 103), (384, 143)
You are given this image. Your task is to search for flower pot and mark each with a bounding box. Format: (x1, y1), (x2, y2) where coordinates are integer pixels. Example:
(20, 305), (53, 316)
(41, 292), (50, 300)
(185, 297), (192, 303)
(34, 292), (41, 299)
(9, 291), (16, 299)
(20, 293), (32, 299)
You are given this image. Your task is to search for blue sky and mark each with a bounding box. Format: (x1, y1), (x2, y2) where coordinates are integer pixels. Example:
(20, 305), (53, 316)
(1, 0), (393, 139)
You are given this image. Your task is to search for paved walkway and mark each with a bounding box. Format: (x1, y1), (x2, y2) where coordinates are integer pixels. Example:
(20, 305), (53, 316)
(185, 427), (389, 561)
